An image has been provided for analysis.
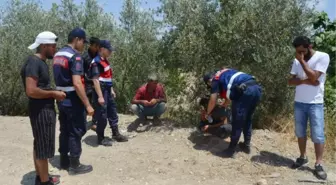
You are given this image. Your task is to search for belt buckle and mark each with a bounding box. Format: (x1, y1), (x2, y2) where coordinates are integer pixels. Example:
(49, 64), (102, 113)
(238, 83), (247, 91)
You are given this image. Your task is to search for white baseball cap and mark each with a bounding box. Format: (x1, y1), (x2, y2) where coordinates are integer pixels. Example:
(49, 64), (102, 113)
(28, 31), (58, 50)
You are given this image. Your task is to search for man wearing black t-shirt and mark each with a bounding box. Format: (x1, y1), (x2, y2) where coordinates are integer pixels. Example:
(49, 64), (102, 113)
(82, 37), (100, 131)
(21, 31), (66, 185)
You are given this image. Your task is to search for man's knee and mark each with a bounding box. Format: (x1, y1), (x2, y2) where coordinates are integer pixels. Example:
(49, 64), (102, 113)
(295, 126), (307, 138)
(309, 104), (325, 144)
(310, 119), (325, 144)
(311, 133), (325, 144)
(156, 102), (166, 115)
(130, 104), (139, 113)
(130, 104), (143, 117)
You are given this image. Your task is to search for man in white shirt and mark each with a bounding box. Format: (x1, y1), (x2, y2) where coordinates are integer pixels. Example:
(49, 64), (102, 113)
(288, 36), (330, 180)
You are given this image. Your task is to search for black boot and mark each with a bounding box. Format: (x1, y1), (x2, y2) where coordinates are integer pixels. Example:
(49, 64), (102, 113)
(60, 154), (70, 170)
(218, 143), (237, 158)
(39, 180), (55, 185)
(97, 135), (112, 146)
(112, 126), (128, 142)
(68, 157), (93, 175)
(238, 141), (251, 154)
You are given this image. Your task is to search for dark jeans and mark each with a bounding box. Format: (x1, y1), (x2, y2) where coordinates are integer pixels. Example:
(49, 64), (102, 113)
(57, 98), (87, 158)
(130, 103), (166, 118)
(230, 84), (262, 147)
(93, 86), (118, 137)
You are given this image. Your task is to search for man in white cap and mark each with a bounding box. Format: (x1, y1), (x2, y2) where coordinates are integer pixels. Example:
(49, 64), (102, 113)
(21, 31), (66, 185)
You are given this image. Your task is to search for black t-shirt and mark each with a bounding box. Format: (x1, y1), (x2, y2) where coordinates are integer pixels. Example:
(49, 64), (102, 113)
(20, 55), (54, 106)
(82, 50), (97, 86)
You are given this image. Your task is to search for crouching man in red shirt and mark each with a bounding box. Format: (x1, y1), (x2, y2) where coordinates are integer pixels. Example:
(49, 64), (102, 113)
(130, 73), (167, 121)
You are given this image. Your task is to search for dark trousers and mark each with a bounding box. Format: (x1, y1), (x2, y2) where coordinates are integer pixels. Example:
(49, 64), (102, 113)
(230, 84), (262, 147)
(86, 85), (96, 125)
(29, 103), (56, 160)
(57, 100), (87, 158)
(93, 86), (118, 137)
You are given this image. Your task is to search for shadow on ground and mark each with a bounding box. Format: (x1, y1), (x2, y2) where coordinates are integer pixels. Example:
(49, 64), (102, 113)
(21, 171), (36, 185)
(49, 155), (61, 169)
(83, 135), (99, 147)
(188, 130), (230, 156)
(126, 118), (183, 134)
(250, 151), (307, 169)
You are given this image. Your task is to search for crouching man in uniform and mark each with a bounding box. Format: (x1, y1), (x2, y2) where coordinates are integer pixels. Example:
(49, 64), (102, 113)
(89, 40), (128, 146)
(203, 68), (262, 158)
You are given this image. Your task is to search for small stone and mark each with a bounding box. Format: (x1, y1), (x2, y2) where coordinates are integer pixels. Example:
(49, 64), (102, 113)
(262, 172), (281, 178)
(256, 179), (267, 185)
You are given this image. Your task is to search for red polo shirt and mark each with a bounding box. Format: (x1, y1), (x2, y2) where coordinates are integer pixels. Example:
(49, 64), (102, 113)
(134, 83), (165, 101)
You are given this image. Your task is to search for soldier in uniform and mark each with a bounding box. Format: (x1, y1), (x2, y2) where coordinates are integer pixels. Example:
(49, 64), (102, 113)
(53, 27), (94, 175)
(203, 68), (262, 158)
(89, 40), (128, 146)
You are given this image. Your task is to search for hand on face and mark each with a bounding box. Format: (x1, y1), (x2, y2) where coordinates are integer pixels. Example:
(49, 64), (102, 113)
(295, 45), (312, 63)
(295, 51), (305, 63)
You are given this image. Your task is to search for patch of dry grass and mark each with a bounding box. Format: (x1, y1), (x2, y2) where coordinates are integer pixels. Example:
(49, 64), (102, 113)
(268, 113), (335, 162)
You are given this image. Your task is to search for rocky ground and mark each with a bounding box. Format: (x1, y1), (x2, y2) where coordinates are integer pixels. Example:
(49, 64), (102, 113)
(0, 115), (335, 185)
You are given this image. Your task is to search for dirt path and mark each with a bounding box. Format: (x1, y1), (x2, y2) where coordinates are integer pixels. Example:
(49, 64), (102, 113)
(0, 115), (335, 185)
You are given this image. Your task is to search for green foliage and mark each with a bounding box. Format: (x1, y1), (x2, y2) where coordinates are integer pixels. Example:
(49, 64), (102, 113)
(0, 0), (334, 132)
(312, 11), (336, 115)
(159, 0), (315, 127)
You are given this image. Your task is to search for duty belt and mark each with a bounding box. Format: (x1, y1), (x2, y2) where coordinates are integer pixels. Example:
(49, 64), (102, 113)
(56, 86), (75, 92)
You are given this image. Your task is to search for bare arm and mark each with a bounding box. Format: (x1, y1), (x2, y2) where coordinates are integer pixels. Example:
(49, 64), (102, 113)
(207, 93), (217, 115)
(300, 62), (322, 83)
(131, 98), (147, 105)
(131, 89), (148, 105)
(288, 75), (319, 86)
(296, 52), (323, 83)
(208, 118), (226, 128)
(25, 77), (55, 99)
(92, 78), (103, 99)
(288, 75), (302, 86)
(72, 75), (91, 108)
(221, 99), (231, 107)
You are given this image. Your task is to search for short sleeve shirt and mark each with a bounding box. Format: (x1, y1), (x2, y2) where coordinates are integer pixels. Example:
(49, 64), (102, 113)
(82, 50), (97, 85)
(53, 46), (84, 87)
(20, 55), (54, 105)
(133, 83), (165, 101)
(290, 51), (330, 103)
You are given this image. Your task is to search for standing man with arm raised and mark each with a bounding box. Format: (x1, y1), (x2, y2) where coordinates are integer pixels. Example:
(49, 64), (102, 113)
(53, 27), (94, 175)
(21, 31), (65, 185)
(288, 36), (330, 180)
